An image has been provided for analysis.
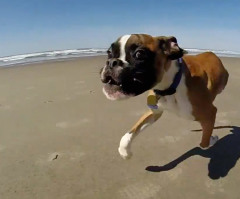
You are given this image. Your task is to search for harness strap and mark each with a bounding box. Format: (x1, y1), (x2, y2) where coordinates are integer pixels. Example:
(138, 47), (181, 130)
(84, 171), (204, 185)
(154, 58), (183, 96)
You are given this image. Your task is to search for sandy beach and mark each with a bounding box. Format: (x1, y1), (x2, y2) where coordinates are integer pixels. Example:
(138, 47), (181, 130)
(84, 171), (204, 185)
(0, 55), (240, 199)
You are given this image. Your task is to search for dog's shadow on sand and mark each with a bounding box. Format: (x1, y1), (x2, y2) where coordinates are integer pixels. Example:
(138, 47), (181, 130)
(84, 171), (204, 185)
(146, 126), (240, 180)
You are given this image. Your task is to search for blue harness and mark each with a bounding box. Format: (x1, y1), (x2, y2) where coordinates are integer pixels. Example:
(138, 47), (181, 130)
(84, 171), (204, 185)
(154, 58), (183, 96)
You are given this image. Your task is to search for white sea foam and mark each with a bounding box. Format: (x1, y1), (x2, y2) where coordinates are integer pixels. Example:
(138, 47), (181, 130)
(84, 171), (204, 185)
(185, 48), (240, 57)
(0, 48), (106, 67)
(0, 48), (239, 67)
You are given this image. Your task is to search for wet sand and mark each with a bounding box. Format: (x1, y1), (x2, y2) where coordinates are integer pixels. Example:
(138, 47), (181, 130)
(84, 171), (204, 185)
(0, 56), (240, 199)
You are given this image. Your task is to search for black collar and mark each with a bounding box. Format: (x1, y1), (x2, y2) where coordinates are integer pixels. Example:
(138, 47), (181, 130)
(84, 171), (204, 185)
(154, 58), (183, 96)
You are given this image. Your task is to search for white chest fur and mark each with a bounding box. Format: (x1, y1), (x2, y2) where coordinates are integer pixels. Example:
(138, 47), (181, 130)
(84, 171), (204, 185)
(154, 61), (195, 120)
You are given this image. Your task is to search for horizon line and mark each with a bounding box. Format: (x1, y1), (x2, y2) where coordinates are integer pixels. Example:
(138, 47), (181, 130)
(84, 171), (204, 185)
(1, 47), (240, 59)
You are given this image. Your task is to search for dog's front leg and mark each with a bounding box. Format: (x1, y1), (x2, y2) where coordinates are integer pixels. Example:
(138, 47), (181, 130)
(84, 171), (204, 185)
(118, 109), (163, 159)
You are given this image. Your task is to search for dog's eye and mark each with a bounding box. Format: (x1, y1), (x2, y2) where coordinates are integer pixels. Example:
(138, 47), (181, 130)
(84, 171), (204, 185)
(134, 50), (146, 60)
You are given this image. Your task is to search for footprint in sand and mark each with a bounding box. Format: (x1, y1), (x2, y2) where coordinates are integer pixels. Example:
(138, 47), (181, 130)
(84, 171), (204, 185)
(73, 81), (85, 90)
(216, 119), (230, 125)
(0, 145), (5, 151)
(159, 136), (181, 144)
(69, 152), (85, 161)
(129, 110), (146, 117)
(165, 167), (183, 181)
(56, 119), (89, 129)
(216, 111), (231, 125)
(205, 179), (225, 194)
(26, 86), (35, 90)
(217, 112), (228, 118)
(0, 104), (11, 110)
(75, 81), (85, 84)
(119, 182), (161, 199)
(64, 97), (72, 101)
(44, 100), (53, 103)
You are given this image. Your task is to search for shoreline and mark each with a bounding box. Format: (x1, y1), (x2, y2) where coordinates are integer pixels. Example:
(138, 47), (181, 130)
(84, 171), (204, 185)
(1, 54), (240, 69)
(0, 55), (107, 69)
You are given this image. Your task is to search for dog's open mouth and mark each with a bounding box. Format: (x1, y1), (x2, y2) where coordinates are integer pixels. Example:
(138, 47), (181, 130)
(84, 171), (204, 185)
(102, 75), (132, 100)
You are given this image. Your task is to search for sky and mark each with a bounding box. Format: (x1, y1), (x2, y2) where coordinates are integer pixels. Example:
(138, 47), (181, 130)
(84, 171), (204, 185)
(0, 0), (240, 57)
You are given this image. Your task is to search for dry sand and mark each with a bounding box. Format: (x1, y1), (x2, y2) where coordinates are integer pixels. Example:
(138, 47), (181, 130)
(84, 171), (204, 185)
(0, 56), (240, 199)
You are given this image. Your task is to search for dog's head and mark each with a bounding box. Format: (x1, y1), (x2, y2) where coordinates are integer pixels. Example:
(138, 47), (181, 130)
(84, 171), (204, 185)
(100, 34), (185, 100)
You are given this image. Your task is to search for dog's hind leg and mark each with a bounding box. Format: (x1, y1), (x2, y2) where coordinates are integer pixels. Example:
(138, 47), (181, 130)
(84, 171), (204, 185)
(199, 105), (218, 148)
(118, 109), (163, 159)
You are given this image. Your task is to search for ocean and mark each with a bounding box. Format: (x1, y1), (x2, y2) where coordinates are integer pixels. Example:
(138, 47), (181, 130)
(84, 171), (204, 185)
(0, 48), (240, 67)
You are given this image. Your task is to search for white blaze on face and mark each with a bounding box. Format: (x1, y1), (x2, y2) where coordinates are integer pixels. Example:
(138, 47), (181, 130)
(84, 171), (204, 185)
(101, 35), (132, 101)
(101, 34), (130, 82)
(118, 35), (131, 63)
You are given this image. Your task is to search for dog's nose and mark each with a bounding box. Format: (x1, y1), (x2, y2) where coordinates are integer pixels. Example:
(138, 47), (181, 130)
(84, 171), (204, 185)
(106, 58), (123, 69)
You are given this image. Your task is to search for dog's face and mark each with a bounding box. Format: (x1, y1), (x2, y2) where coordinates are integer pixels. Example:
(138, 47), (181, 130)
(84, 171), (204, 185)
(100, 34), (184, 100)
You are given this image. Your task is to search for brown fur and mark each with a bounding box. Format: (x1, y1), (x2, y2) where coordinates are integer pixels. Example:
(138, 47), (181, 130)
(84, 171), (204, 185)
(127, 44), (228, 148)
(184, 52), (229, 101)
(182, 52), (228, 147)
(112, 34), (229, 157)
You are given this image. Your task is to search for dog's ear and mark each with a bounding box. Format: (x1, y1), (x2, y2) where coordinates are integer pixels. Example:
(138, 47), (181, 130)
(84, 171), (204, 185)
(156, 36), (187, 60)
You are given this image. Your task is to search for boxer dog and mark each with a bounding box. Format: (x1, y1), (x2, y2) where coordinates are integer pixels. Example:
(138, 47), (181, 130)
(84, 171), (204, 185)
(100, 34), (229, 159)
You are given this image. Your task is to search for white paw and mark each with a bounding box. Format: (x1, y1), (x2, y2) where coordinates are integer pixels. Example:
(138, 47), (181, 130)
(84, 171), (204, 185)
(200, 135), (219, 149)
(209, 135), (219, 147)
(118, 147), (132, 160)
(118, 132), (133, 159)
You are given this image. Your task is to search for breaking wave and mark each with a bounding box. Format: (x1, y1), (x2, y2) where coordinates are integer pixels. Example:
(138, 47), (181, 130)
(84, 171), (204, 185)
(0, 48), (239, 67)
